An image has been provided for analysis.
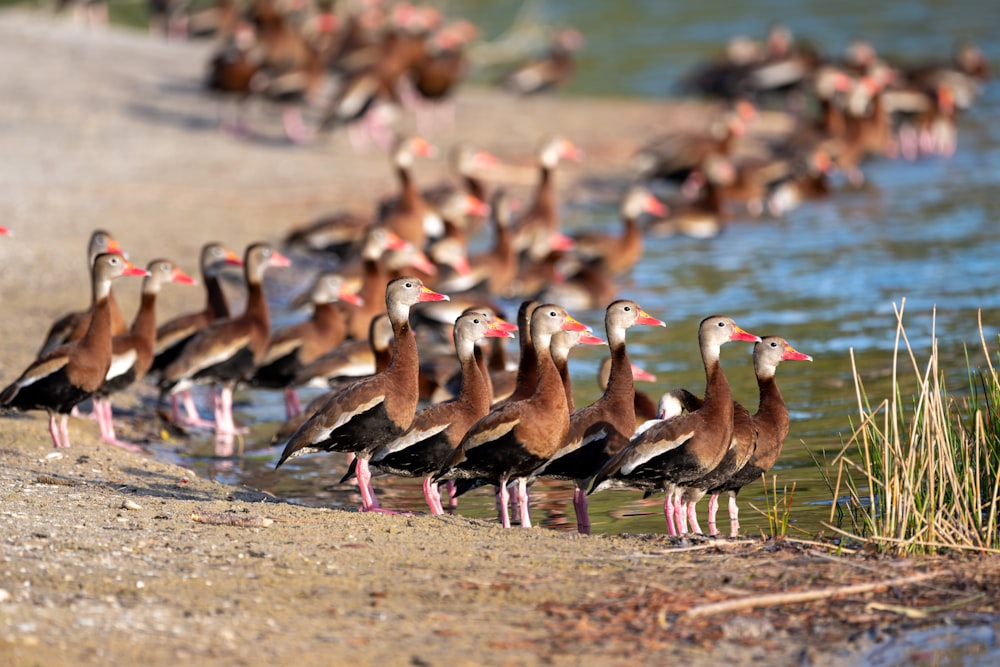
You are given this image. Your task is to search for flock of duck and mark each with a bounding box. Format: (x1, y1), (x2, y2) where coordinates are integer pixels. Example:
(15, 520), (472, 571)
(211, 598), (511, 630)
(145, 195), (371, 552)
(2, 2), (992, 534)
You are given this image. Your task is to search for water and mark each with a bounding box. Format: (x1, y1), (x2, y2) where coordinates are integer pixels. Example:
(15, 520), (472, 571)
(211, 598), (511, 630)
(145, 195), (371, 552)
(154, 0), (1000, 538)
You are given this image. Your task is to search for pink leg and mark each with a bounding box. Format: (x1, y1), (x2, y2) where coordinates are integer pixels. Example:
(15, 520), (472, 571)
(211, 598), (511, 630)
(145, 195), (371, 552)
(173, 389), (216, 429)
(214, 385), (248, 436)
(97, 398), (143, 451)
(356, 458), (393, 512)
(728, 494), (741, 537)
(282, 106), (314, 145)
(707, 493), (721, 536)
(59, 414), (71, 448)
(48, 413), (66, 448)
(687, 499), (703, 535)
(446, 479), (458, 509)
(422, 476), (444, 515)
(663, 494), (677, 536)
(675, 496), (689, 535)
(497, 481), (511, 528)
(509, 482), (521, 524)
(284, 386), (303, 420)
(573, 486), (591, 534)
(517, 478), (532, 528)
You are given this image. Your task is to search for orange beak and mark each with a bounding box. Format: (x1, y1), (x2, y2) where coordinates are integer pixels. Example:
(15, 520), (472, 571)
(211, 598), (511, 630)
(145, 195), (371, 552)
(171, 267), (197, 285)
(269, 250), (292, 267)
(635, 309), (666, 327)
(417, 285), (449, 302)
(560, 314), (590, 333)
(730, 324), (761, 343)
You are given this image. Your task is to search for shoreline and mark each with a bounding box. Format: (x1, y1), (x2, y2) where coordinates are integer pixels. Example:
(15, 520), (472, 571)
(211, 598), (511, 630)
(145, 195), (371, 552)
(0, 9), (998, 666)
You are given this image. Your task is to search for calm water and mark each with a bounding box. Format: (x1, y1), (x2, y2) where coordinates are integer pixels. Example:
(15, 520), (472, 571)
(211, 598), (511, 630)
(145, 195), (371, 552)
(155, 0), (1000, 538)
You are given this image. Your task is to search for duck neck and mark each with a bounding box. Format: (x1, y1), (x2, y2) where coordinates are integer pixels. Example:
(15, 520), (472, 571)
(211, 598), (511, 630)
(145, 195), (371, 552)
(532, 332), (566, 413)
(245, 277), (270, 335)
(130, 291), (159, 347)
(78, 288), (113, 362)
(312, 302), (344, 339)
(756, 371), (790, 438)
(204, 272), (231, 320)
(458, 339), (492, 413)
(385, 306), (417, 383)
(602, 339), (636, 417)
(701, 347), (733, 419)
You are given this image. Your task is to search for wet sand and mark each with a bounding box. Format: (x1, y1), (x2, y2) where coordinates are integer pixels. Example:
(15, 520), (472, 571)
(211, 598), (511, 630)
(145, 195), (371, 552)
(0, 10), (997, 666)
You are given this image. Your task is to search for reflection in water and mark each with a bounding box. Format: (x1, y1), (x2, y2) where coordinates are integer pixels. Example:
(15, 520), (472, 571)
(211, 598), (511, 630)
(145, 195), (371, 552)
(154, 0), (1000, 538)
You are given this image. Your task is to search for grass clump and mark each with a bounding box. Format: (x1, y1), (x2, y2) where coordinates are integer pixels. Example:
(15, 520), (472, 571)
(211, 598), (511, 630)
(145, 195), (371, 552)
(827, 301), (1000, 554)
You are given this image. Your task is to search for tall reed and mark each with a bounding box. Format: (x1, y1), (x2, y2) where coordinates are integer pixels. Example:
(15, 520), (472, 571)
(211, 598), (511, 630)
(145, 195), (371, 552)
(827, 301), (1000, 554)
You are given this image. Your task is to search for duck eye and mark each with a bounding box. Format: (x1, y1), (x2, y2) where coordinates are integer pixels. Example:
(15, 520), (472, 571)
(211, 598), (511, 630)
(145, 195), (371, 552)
(624, 305), (631, 312)
(405, 282), (414, 288)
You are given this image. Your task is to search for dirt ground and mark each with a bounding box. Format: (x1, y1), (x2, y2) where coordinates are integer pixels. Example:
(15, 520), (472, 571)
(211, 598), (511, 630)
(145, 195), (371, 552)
(0, 9), (998, 666)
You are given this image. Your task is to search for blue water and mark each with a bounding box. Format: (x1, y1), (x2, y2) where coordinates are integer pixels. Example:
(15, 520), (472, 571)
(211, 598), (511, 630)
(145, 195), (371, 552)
(159, 0), (1000, 538)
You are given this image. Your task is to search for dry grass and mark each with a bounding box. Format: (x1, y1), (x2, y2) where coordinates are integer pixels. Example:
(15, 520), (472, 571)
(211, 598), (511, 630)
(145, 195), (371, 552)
(825, 300), (1000, 554)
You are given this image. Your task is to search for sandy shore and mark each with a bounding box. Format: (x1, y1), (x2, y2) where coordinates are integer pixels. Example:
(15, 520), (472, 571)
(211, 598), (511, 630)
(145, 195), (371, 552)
(0, 9), (997, 666)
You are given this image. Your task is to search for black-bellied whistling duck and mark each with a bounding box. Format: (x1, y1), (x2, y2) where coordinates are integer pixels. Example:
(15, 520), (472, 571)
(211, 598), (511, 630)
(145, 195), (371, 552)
(206, 0), (324, 144)
(152, 242), (244, 427)
(505, 325), (603, 525)
(597, 356), (658, 425)
(251, 273), (363, 419)
(159, 243), (291, 438)
(406, 20), (477, 136)
(378, 135), (440, 248)
(572, 186), (666, 276)
(766, 146), (833, 216)
(513, 135), (582, 262)
(500, 27), (584, 95)
(283, 210), (372, 259)
(589, 315), (760, 536)
(92, 259), (196, 450)
(633, 102), (752, 188)
(645, 155), (735, 239)
(366, 310), (514, 514)
(434, 304), (590, 528)
(272, 313), (394, 445)
(321, 5), (437, 151)
(38, 230), (127, 357)
(701, 336), (811, 537)
(275, 277), (449, 512)
(437, 189), (517, 296)
(534, 300), (665, 533)
(1, 254), (149, 449)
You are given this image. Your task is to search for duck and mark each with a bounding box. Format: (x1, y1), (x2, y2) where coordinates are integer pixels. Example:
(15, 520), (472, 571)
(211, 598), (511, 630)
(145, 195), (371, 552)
(589, 315), (760, 536)
(159, 243), (291, 438)
(700, 336), (811, 537)
(645, 155), (735, 239)
(152, 242), (244, 428)
(533, 300), (665, 533)
(406, 20), (477, 136)
(571, 185), (666, 276)
(275, 277), (449, 512)
(512, 135), (582, 262)
(377, 135), (440, 249)
(435, 189), (517, 296)
(38, 230), (127, 358)
(320, 5), (437, 152)
(365, 310), (514, 513)
(271, 314), (394, 446)
(500, 27), (584, 96)
(434, 303), (590, 528)
(250, 273), (363, 419)
(1, 254), (149, 449)
(92, 259), (196, 450)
